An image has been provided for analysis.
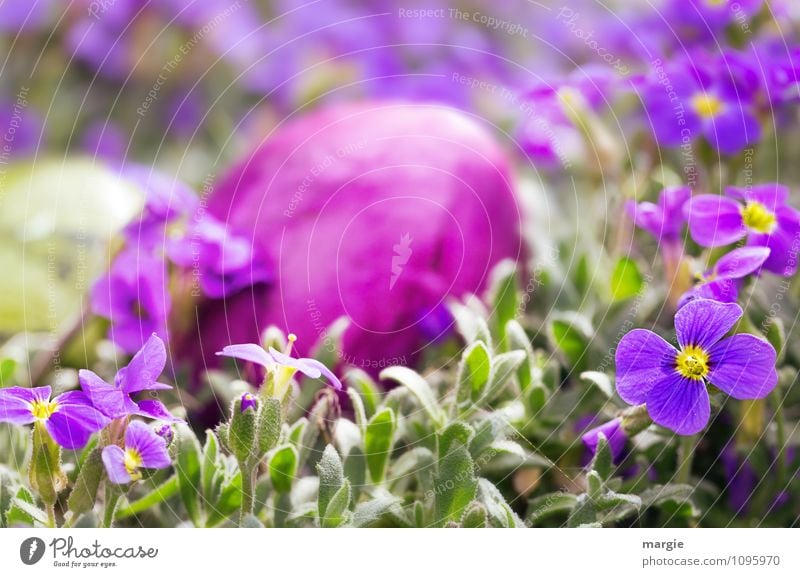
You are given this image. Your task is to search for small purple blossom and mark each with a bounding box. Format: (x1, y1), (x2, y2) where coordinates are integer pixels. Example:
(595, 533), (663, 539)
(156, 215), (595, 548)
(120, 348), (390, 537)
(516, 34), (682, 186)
(155, 423), (174, 445)
(679, 246), (771, 307)
(685, 184), (800, 276)
(240, 392), (257, 412)
(216, 338), (343, 391)
(615, 299), (777, 435)
(102, 421), (171, 484)
(91, 249), (170, 354)
(581, 418), (627, 463)
(0, 386), (109, 450)
(168, 215), (272, 298)
(626, 186), (691, 244)
(79, 334), (182, 423)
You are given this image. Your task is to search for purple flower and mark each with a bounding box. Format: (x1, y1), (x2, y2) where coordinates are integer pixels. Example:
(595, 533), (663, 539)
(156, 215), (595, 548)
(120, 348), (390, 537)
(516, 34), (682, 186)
(168, 215), (272, 298)
(626, 186), (691, 244)
(216, 337), (343, 391)
(183, 102), (524, 375)
(155, 423), (174, 445)
(102, 421), (171, 484)
(581, 418), (627, 463)
(615, 299), (777, 435)
(91, 249), (170, 354)
(641, 60), (761, 155)
(685, 184), (800, 275)
(0, 386), (109, 450)
(79, 334), (182, 422)
(679, 246), (771, 307)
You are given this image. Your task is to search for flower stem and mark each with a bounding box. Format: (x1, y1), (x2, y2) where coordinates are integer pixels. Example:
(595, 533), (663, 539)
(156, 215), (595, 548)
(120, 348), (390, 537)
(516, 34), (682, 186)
(103, 484), (121, 528)
(676, 435), (696, 484)
(46, 503), (56, 528)
(239, 466), (256, 525)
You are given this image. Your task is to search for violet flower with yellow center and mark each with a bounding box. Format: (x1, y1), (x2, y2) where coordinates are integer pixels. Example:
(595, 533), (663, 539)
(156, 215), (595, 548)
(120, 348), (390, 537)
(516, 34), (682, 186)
(678, 246), (771, 307)
(102, 421), (171, 484)
(685, 184), (800, 276)
(0, 386), (109, 450)
(615, 299), (777, 435)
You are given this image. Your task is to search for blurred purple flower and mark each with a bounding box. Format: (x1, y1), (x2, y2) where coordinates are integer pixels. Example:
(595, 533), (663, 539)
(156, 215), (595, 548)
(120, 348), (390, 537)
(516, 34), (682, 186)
(616, 299), (777, 435)
(183, 102), (523, 376)
(0, 386), (109, 450)
(168, 215), (272, 298)
(0, 0), (53, 33)
(685, 184), (800, 275)
(80, 120), (128, 165)
(641, 60), (761, 155)
(581, 418), (627, 463)
(79, 333), (181, 422)
(0, 97), (43, 158)
(679, 246), (770, 307)
(102, 420), (171, 484)
(91, 249), (171, 353)
(627, 186), (691, 244)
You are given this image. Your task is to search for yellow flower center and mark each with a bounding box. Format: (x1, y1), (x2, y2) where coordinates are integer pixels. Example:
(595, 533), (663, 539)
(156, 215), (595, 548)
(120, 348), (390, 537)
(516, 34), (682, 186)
(30, 398), (58, 421)
(124, 448), (143, 480)
(675, 345), (710, 380)
(705, 0), (727, 6)
(691, 94), (724, 119)
(741, 201), (777, 234)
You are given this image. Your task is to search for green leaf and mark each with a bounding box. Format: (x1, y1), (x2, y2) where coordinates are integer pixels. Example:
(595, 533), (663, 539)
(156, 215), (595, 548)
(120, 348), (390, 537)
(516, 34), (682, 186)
(481, 350), (526, 404)
(567, 494), (597, 527)
(596, 491), (642, 512)
(321, 480), (351, 528)
(344, 369), (381, 418)
(549, 315), (591, 372)
(590, 433), (614, 481)
(0, 358), (16, 387)
(115, 476), (179, 520)
(580, 371), (614, 399)
(5, 486), (42, 527)
(201, 430), (220, 504)
(460, 501), (488, 528)
(205, 470), (242, 527)
(67, 447), (104, 517)
(527, 492), (578, 526)
(610, 256), (644, 301)
(29, 422), (66, 506)
(316, 444), (344, 521)
(379, 366), (445, 428)
(765, 317), (786, 363)
(476, 478), (523, 528)
(364, 408), (396, 484)
(487, 259), (519, 339)
(351, 494), (402, 528)
(268, 445), (298, 494)
(175, 425), (202, 526)
(456, 342), (491, 408)
(434, 426), (478, 526)
(505, 320), (534, 390)
(347, 388), (368, 437)
(257, 397), (282, 456)
(7, 497), (48, 527)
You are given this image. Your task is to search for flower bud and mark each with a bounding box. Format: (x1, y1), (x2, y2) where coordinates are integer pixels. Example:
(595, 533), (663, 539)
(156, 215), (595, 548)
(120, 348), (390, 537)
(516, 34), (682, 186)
(227, 394), (257, 465)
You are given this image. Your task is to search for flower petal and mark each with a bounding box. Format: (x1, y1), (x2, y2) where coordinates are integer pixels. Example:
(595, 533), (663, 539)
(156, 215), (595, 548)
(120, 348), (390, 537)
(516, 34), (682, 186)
(45, 412), (95, 450)
(581, 418), (626, 462)
(714, 246), (771, 280)
(216, 343), (275, 369)
(0, 386), (47, 425)
(708, 334), (777, 400)
(268, 347), (322, 378)
(646, 373), (711, 435)
(118, 333), (168, 393)
(615, 329), (677, 405)
(685, 194), (746, 247)
(675, 298), (742, 349)
(102, 445), (133, 484)
(134, 399), (184, 423)
(79, 369), (126, 419)
(125, 421), (171, 469)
